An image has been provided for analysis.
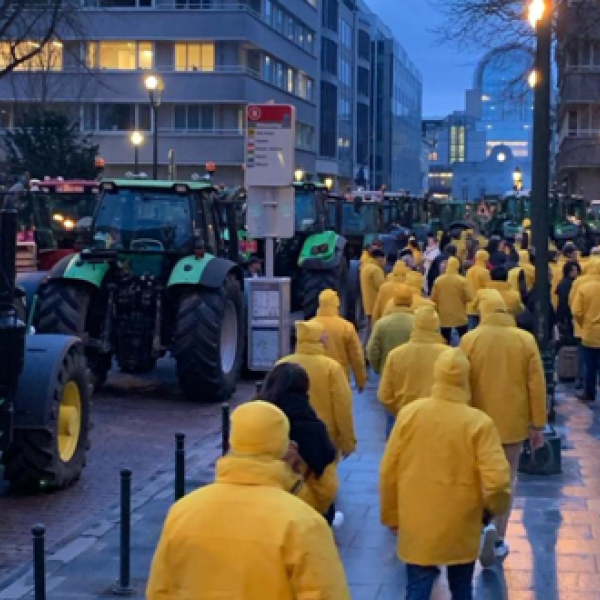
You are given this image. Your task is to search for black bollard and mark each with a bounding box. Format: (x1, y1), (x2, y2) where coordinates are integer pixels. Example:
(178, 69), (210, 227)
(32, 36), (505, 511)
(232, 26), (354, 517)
(221, 402), (230, 456)
(175, 433), (186, 502)
(113, 469), (134, 596)
(32, 524), (45, 600)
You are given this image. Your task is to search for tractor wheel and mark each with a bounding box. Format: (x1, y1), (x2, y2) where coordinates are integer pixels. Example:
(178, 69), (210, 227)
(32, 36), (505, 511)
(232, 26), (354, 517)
(2, 344), (91, 491)
(302, 261), (348, 320)
(172, 275), (244, 403)
(36, 282), (111, 390)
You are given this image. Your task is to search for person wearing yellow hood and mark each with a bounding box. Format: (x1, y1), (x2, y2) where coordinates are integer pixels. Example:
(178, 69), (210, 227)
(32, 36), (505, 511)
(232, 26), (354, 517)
(312, 289), (367, 391)
(372, 261), (406, 324)
(147, 401), (351, 600)
(483, 266), (524, 322)
(367, 285), (415, 374)
(383, 271), (434, 316)
(460, 292), (546, 561)
(378, 305), (448, 417)
(278, 321), (356, 457)
(380, 349), (511, 592)
(431, 256), (473, 343)
(465, 249), (491, 329)
(571, 259), (600, 403)
(454, 230), (469, 263)
(360, 248), (386, 339)
(508, 249), (535, 293)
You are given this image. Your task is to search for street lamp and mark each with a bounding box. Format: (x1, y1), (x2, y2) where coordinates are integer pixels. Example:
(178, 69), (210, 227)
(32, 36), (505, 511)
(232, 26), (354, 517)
(294, 168), (304, 182)
(144, 74), (164, 180)
(130, 131), (144, 175)
(324, 177), (334, 190)
(512, 166), (523, 191)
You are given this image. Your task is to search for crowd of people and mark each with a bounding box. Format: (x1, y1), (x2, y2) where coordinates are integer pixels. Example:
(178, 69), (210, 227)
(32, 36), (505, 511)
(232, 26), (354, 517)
(146, 225), (599, 600)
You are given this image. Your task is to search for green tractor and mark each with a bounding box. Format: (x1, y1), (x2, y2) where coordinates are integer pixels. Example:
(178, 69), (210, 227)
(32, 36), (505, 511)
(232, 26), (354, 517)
(34, 179), (244, 403)
(428, 199), (473, 236)
(497, 192), (530, 239)
(551, 193), (586, 250)
(1, 192), (91, 491)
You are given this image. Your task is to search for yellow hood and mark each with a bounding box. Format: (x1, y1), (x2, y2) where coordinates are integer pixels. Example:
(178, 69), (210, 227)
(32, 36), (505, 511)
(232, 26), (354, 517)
(475, 250), (489, 267)
(414, 305), (440, 333)
(432, 349), (470, 399)
(394, 284), (414, 307)
(317, 289), (340, 317)
(406, 271), (424, 293)
(446, 256), (460, 275)
(479, 290), (507, 316)
(296, 320), (324, 343)
(518, 250), (531, 266)
(389, 261), (407, 282)
(588, 260), (600, 276)
(523, 218), (531, 229)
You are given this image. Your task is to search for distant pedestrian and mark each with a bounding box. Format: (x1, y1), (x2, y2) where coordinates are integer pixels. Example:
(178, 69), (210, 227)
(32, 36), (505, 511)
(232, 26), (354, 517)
(508, 250), (535, 293)
(360, 248), (386, 339)
(460, 292), (546, 563)
(556, 261), (581, 345)
(405, 271), (435, 311)
(426, 243), (456, 293)
(465, 250), (491, 329)
(244, 255), (262, 278)
(484, 266), (525, 322)
(147, 401), (351, 600)
(431, 257), (473, 343)
(372, 261), (407, 324)
(278, 321), (356, 458)
(379, 349), (511, 600)
(312, 289), (367, 392)
(367, 285), (415, 374)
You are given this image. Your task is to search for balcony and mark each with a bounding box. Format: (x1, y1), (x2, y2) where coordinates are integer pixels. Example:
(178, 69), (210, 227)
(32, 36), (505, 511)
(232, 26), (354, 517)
(557, 136), (600, 172)
(559, 71), (600, 105)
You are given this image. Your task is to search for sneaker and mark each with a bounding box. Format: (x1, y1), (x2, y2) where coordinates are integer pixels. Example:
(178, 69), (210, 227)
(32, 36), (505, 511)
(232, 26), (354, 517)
(479, 524), (498, 568)
(332, 511), (345, 529)
(495, 540), (510, 560)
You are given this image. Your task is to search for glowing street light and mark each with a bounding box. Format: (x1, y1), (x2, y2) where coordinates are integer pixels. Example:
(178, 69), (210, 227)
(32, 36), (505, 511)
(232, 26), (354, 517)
(528, 70), (538, 88)
(529, 0), (545, 28)
(144, 74), (165, 180)
(130, 130), (144, 174)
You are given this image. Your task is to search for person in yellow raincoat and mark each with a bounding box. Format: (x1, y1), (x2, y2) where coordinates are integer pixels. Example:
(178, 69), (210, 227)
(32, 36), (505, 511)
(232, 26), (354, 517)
(431, 256), (473, 343)
(465, 249), (491, 329)
(460, 292), (546, 561)
(379, 349), (511, 592)
(360, 248), (386, 339)
(147, 401), (350, 600)
(372, 261), (407, 324)
(367, 285), (415, 374)
(406, 237), (423, 268)
(278, 321), (356, 457)
(312, 289), (367, 391)
(405, 270), (435, 311)
(508, 249), (535, 293)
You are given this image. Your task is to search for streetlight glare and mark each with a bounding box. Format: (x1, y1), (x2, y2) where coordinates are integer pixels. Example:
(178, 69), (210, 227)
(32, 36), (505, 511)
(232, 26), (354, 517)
(145, 74), (159, 91)
(130, 131), (144, 146)
(529, 0), (545, 28)
(528, 70), (538, 88)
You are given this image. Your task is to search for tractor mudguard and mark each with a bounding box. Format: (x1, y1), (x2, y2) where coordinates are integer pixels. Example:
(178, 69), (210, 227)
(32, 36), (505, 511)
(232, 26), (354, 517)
(168, 254), (243, 289)
(46, 253), (109, 289)
(16, 271), (49, 319)
(447, 220), (472, 231)
(12, 335), (83, 429)
(299, 232), (346, 271)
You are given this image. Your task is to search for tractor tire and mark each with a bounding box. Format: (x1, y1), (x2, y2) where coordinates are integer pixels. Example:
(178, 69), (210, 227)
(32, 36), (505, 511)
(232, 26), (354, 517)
(302, 261), (348, 320)
(36, 282), (111, 390)
(2, 344), (91, 491)
(172, 275), (244, 403)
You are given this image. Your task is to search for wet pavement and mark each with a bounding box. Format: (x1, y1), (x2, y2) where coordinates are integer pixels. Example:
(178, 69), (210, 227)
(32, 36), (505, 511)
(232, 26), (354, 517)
(2, 373), (600, 599)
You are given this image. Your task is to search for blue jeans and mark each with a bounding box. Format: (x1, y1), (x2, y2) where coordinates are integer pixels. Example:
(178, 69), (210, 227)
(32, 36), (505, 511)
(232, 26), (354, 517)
(468, 315), (480, 331)
(406, 563), (475, 600)
(583, 345), (600, 400)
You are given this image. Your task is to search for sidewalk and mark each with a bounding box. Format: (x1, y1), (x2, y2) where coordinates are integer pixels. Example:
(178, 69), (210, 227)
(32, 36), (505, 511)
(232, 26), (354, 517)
(2, 378), (600, 600)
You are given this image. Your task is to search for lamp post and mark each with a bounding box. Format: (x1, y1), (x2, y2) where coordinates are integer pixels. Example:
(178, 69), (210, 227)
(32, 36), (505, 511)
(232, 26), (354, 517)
(513, 166), (523, 192)
(294, 168), (304, 182)
(130, 131), (144, 175)
(144, 74), (164, 180)
(324, 177), (334, 191)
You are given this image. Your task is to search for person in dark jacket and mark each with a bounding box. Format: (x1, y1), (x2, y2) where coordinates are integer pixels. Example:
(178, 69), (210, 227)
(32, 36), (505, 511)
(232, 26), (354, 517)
(426, 243), (457, 293)
(487, 236), (507, 268)
(556, 261), (582, 345)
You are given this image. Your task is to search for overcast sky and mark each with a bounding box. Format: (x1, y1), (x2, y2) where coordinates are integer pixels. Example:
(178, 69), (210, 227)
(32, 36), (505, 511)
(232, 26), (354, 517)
(367, 0), (480, 117)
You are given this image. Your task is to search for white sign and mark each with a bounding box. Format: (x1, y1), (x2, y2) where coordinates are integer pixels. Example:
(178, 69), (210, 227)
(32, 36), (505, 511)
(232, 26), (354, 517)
(246, 186), (295, 239)
(245, 104), (296, 187)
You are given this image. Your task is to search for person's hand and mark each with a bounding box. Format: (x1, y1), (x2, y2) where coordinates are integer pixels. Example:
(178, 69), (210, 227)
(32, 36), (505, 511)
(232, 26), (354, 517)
(284, 441), (303, 474)
(389, 527), (398, 536)
(530, 428), (545, 451)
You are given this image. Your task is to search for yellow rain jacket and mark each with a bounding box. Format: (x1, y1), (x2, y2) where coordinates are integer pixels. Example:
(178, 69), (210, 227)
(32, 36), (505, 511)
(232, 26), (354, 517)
(460, 294), (547, 444)
(148, 402), (350, 600)
(372, 262), (407, 324)
(466, 250), (491, 316)
(378, 306), (448, 416)
(431, 257), (473, 328)
(312, 289), (367, 389)
(360, 258), (386, 316)
(367, 286), (415, 374)
(508, 250), (535, 293)
(455, 231), (468, 263)
(405, 271), (435, 311)
(475, 283), (524, 322)
(379, 349), (511, 567)
(569, 258), (600, 338)
(572, 261), (600, 348)
(278, 321), (356, 456)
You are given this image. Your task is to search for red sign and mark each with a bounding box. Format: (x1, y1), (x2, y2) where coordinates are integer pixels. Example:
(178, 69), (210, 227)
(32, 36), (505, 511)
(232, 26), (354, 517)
(240, 240), (258, 253)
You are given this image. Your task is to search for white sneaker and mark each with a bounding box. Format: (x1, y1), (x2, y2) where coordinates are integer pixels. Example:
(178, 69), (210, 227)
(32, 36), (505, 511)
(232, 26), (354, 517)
(332, 511), (345, 529)
(479, 524), (498, 568)
(495, 540), (510, 560)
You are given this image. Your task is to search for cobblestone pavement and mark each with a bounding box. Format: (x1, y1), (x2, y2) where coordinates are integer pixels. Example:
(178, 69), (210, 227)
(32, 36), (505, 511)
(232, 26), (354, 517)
(0, 359), (255, 585)
(2, 374), (600, 599)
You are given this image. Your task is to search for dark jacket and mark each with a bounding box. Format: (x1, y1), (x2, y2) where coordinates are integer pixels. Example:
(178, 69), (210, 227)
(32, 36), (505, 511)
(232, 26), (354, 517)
(556, 277), (575, 342)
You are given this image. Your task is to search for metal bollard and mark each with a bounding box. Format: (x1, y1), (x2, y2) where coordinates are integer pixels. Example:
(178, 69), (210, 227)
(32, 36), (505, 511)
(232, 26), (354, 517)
(113, 469), (134, 596)
(175, 433), (186, 502)
(32, 524), (46, 600)
(221, 402), (230, 456)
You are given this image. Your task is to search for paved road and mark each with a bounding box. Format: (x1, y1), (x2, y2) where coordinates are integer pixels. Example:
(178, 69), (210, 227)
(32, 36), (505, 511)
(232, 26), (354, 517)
(0, 359), (256, 584)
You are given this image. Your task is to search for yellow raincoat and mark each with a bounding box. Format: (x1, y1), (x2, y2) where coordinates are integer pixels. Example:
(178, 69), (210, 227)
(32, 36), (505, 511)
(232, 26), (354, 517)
(455, 231), (468, 263)
(475, 283), (524, 322)
(367, 285), (415, 374)
(431, 257), (473, 328)
(386, 260), (407, 281)
(147, 402), (350, 600)
(378, 306), (448, 416)
(460, 293), (547, 444)
(569, 258), (600, 338)
(360, 257), (386, 316)
(312, 289), (367, 389)
(508, 250), (535, 293)
(379, 349), (511, 567)
(372, 262), (407, 324)
(466, 250), (491, 316)
(278, 321), (356, 456)
(572, 260), (600, 348)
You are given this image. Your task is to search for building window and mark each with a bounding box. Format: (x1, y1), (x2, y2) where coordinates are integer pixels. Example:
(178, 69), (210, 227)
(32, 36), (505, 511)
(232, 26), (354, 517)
(173, 105), (214, 131)
(450, 125), (466, 163)
(286, 68), (294, 93)
(339, 18), (352, 49)
(358, 31), (370, 61)
(0, 41), (63, 71)
(320, 81), (337, 157)
(321, 38), (338, 76)
(322, 0), (338, 32)
(82, 0), (153, 6)
(87, 41), (153, 70)
(339, 57), (351, 86)
(99, 104), (135, 131)
(174, 43), (214, 72)
(357, 66), (369, 96)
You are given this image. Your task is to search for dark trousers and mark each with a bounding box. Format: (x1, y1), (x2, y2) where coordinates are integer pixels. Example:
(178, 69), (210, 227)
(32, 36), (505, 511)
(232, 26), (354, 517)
(441, 325), (468, 345)
(406, 563), (475, 600)
(467, 315), (480, 331)
(583, 345), (600, 400)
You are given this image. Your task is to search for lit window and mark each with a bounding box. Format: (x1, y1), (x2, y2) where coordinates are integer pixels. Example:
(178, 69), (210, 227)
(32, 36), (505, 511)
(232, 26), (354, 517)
(87, 42), (153, 70)
(0, 41), (63, 71)
(138, 42), (153, 70)
(287, 68), (294, 93)
(174, 43), (214, 72)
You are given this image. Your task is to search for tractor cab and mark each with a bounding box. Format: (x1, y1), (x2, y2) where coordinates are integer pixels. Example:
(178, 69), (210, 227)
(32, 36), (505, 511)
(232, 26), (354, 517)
(551, 193), (585, 247)
(293, 181), (328, 232)
(428, 199), (471, 235)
